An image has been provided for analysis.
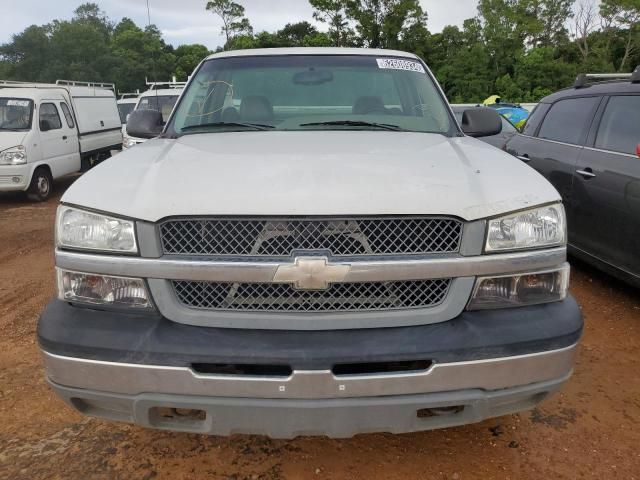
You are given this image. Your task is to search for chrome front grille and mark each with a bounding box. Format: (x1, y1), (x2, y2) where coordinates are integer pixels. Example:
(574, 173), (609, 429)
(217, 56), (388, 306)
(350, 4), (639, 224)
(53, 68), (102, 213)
(160, 217), (463, 257)
(172, 279), (452, 313)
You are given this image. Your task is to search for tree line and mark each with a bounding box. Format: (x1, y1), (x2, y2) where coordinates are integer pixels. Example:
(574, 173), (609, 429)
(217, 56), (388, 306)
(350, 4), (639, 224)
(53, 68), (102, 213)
(1, 0), (638, 102)
(0, 4), (210, 93)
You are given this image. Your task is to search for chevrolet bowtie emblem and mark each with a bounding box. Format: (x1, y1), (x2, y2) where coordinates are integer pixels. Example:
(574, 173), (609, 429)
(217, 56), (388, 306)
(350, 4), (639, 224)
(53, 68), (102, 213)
(273, 257), (351, 290)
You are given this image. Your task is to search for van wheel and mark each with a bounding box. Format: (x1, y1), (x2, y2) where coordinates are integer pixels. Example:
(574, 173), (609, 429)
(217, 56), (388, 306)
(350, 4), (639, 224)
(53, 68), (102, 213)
(81, 154), (97, 172)
(81, 151), (111, 172)
(27, 167), (53, 202)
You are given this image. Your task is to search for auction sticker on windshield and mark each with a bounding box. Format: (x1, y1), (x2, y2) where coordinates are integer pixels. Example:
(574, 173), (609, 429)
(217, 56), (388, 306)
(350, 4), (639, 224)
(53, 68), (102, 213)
(376, 58), (426, 74)
(7, 100), (30, 107)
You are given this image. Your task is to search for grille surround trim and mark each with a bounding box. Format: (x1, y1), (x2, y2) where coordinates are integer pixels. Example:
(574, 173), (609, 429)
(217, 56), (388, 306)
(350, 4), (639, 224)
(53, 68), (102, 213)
(159, 216), (464, 258)
(172, 279), (452, 313)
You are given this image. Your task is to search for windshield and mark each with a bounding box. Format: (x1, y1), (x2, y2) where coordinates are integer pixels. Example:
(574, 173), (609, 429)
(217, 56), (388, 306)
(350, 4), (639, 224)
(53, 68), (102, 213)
(117, 102), (136, 124)
(137, 95), (179, 123)
(169, 55), (454, 136)
(0, 98), (34, 131)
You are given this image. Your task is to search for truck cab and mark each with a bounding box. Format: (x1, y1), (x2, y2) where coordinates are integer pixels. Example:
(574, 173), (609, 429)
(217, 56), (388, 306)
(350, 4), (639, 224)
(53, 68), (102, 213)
(0, 80), (122, 201)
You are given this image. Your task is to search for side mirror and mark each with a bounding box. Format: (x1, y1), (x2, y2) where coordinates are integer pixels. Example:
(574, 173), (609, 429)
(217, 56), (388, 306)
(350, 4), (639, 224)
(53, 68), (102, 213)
(461, 108), (502, 138)
(39, 120), (51, 132)
(126, 109), (163, 139)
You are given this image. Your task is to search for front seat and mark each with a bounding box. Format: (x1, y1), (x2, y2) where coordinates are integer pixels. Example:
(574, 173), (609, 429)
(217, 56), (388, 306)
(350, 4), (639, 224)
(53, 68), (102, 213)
(353, 96), (388, 115)
(240, 96), (274, 122)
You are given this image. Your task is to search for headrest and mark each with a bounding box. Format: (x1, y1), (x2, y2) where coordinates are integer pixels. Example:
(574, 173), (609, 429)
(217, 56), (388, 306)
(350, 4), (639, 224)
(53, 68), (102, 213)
(240, 96), (274, 122)
(353, 96), (386, 115)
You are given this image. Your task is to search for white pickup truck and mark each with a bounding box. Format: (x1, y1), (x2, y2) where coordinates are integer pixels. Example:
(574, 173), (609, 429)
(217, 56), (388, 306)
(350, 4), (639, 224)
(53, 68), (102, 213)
(39, 48), (582, 438)
(0, 80), (122, 201)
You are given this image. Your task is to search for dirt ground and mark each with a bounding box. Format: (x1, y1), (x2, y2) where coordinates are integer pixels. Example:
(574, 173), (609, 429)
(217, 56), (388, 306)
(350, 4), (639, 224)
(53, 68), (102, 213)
(0, 176), (638, 480)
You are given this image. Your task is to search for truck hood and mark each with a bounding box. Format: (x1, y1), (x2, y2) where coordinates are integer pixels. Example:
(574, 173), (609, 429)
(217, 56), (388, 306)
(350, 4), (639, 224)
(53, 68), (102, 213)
(62, 131), (560, 222)
(0, 131), (29, 152)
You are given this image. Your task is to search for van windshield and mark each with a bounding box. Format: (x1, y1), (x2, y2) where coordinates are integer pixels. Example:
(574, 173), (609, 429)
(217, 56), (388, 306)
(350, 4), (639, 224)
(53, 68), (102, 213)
(118, 103), (136, 124)
(0, 98), (33, 131)
(169, 55), (454, 136)
(137, 95), (179, 123)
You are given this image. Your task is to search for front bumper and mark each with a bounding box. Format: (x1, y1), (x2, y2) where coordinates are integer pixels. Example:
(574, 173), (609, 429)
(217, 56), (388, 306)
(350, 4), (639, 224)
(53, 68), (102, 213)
(0, 164), (30, 191)
(49, 376), (569, 438)
(39, 298), (582, 437)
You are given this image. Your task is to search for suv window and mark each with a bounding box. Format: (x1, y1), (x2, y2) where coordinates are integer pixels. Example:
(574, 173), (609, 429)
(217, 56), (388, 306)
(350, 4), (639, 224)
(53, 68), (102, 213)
(522, 103), (549, 136)
(39, 103), (62, 130)
(501, 116), (517, 133)
(60, 102), (75, 129)
(595, 95), (640, 155)
(537, 97), (600, 145)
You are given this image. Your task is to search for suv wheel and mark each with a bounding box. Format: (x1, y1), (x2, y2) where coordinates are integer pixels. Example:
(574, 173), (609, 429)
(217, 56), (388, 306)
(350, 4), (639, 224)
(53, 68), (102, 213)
(27, 167), (53, 202)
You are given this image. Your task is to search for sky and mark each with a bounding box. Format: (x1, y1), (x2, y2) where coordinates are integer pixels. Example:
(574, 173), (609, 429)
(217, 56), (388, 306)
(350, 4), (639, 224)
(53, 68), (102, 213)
(0, 0), (479, 50)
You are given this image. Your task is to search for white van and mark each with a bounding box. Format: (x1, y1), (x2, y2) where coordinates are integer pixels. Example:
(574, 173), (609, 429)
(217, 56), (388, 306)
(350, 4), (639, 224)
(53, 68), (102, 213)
(0, 80), (122, 201)
(122, 80), (185, 149)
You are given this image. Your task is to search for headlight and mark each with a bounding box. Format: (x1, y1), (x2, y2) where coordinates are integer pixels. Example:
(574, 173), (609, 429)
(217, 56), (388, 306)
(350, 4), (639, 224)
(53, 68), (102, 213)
(485, 203), (566, 252)
(56, 206), (137, 253)
(467, 264), (569, 310)
(57, 269), (152, 309)
(0, 145), (27, 165)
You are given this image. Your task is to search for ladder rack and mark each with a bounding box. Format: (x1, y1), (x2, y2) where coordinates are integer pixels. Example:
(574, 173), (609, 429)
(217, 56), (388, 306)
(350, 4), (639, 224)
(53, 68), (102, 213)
(56, 80), (116, 90)
(145, 76), (187, 90)
(118, 90), (140, 99)
(0, 79), (116, 91)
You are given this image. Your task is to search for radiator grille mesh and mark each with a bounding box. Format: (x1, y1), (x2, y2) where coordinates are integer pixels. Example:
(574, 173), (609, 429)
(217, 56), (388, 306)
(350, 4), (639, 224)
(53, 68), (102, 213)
(172, 279), (452, 313)
(160, 217), (463, 257)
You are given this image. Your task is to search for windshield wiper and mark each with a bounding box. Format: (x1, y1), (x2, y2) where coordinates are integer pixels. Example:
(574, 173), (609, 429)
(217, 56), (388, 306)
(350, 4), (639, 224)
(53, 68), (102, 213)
(299, 120), (406, 131)
(180, 122), (275, 133)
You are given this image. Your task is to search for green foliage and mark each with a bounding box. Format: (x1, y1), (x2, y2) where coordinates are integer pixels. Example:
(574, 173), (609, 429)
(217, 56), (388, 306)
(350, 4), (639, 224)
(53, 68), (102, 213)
(174, 44), (211, 80)
(345, 0), (428, 49)
(600, 0), (640, 70)
(278, 22), (319, 46)
(206, 0), (253, 44)
(0, 4), (211, 92)
(309, 0), (355, 46)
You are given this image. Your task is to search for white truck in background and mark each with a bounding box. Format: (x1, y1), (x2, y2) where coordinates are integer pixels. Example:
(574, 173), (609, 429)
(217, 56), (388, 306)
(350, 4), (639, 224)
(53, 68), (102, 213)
(0, 80), (122, 201)
(117, 92), (140, 125)
(122, 79), (185, 149)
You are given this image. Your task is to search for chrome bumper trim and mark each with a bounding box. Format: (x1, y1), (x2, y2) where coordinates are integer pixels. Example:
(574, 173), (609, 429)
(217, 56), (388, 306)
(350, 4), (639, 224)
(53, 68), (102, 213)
(43, 344), (577, 400)
(55, 247), (566, 284)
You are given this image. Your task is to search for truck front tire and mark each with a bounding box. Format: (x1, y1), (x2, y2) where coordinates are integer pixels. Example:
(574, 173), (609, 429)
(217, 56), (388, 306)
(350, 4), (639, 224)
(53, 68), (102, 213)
(27, 166), (53, 202)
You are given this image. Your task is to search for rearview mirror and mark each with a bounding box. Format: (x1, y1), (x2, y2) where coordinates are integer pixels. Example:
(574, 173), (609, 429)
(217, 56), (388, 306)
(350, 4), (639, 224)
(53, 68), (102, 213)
(126, 109), (163, 139)
(39, 120), (51, 132)
(461, 108), (502, 138)
(293, 69), (334, 86)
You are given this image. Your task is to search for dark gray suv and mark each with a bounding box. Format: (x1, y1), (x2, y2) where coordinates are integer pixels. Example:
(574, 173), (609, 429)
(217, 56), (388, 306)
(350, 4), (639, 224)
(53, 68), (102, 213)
(507, 68), (640, 286)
